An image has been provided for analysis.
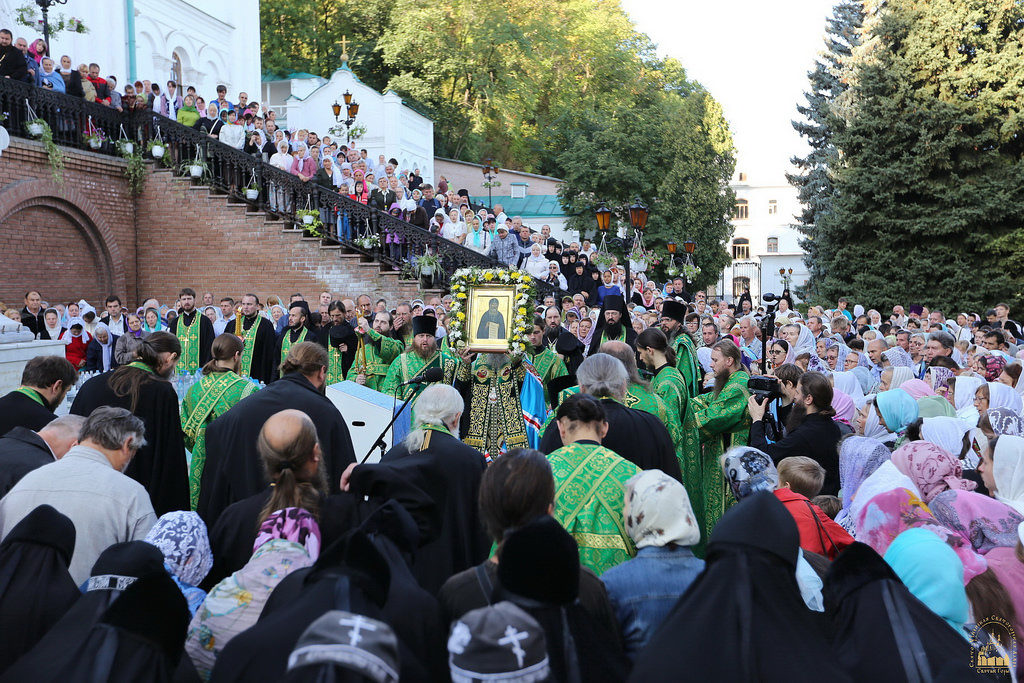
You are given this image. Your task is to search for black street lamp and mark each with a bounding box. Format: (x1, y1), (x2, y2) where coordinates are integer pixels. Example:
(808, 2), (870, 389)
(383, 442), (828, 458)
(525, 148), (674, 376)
(331, 90), (360, 142)
(595, 198), (649, 289)
(36, 0), (68, 52)
(666, 240), (699, 286)
(482, 158), (499, 209)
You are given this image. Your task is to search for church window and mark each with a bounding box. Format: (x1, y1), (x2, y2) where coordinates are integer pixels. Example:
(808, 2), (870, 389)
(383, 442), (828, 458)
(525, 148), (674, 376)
(768, 199), (778, 215)
(733, 276), (750, 299)
(732, 238), (750, 260)
(767, 237), (779, 253)
(171, 52), (183, 86)
(733, 198), (749, 220)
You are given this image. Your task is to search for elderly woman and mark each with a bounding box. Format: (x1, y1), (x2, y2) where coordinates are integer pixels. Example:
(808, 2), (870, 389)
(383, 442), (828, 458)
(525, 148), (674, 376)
(114, 313), (146, 365)
(525, 243), (549, 279)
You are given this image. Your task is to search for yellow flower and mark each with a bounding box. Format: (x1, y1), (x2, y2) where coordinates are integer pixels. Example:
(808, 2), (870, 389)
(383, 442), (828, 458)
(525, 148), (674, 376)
(517, 307), (526, 315)
(484, 272), (494, 281)
(457, 292), (467, 299)
(457, 312), (466, 320)
(511, 272), (520, 280)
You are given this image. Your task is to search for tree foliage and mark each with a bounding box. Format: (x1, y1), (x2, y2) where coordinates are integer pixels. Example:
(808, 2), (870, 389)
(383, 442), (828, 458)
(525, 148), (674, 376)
(796, 0), (1024, 310)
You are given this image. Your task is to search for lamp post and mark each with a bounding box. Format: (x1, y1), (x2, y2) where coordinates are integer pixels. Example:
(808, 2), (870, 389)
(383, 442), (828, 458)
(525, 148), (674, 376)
(482, 158), (499, 210)
(665, 240), (698, 289)
(779, 267), (793, 291)
(331, 90), (360, 143)
(36, 0), (68, 51)
(595, 199), (648, 290)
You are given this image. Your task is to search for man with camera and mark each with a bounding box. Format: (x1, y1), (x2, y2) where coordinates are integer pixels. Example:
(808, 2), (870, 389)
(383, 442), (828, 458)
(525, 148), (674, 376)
(747, 371), (841, 495)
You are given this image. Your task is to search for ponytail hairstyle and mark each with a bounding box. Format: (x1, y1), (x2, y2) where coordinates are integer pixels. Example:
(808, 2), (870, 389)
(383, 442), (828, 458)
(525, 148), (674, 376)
(636, 327), (676, 366)
(109, 331), (181, 411)
(799, 371), (836, 419)
(279, 341), (328, 378)
(202, 333), (243, 375)
(256, 412), (325, 526)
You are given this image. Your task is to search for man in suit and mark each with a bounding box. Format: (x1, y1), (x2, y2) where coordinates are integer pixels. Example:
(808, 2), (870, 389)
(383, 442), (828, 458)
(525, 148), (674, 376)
(98, 295), (128, 336)
(0, 415), (85, 496)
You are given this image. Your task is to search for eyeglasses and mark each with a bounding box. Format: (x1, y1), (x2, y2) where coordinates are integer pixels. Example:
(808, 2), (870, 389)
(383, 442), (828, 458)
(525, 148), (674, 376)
(769, 349), (785, 356)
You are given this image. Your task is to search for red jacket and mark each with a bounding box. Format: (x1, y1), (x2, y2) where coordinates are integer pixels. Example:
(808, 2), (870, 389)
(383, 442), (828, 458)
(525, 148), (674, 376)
(773, 488), (854, 560)
(64, 334), (89, 369)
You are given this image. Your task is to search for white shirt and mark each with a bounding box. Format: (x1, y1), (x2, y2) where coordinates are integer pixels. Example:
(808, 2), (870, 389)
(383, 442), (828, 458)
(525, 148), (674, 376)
(441, 221), (466, 243)
(220, 123), (246, 150)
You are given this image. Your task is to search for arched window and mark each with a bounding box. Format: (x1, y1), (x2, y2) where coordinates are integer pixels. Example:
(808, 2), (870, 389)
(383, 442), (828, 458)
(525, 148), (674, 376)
(733, 198), (749, 220)
(733, 276), (750, 299)
(732, 238), (750, 260)
(171, 51), (183, 86)
(766, 237), (779, 253)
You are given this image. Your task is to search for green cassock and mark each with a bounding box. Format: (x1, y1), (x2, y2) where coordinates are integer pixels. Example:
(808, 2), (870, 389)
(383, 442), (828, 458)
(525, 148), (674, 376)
(346, 328), (405, 391)
(548, 441), (640, 575)
(682, 370), (751, 556)
(526, 346), (568, 409)
(651, 364), (694, 477)
(381, 349), (459, 403)
(540, 383), (673, 439)
(672, 331), (702, 398)
(180, 370), (259, 511)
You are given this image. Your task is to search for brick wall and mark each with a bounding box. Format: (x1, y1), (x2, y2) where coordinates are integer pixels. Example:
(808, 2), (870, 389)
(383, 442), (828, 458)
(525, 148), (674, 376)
(0, 139), (438, 312)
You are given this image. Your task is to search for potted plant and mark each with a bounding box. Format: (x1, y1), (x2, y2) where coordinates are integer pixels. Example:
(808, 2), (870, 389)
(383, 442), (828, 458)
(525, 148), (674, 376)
(115, 138), (135, 156)
(178, 152), (210, 181)
(296, 208), (319, 226)
(590, 251), (616, 272)
(244, 181), (260, 200)
(627, 245), (661, 274)
(417, 252), (441, 276)
(146, 138), (165, 159)
(354, 233), (381, 250)
(25, 117), (46, 138)
(665, 264), (681, 278)
(682, 263), (701, 282)
(82, 129), (106, 150)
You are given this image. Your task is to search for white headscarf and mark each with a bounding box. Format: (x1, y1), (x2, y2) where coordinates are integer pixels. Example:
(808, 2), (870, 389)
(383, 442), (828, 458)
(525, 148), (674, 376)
(919, 417), (971, 458)
(889, 366), (915, 390)
(59, 316), (90, 345)
(624, 469), (700, 549)
(850, 460), (920, 538)
(861, 397), (896, 443)
(993, 435), (1024, 514)
(92, 322), (115, 371)
(833, 370), (866, 408)
(987, 382), (1023, 414)
(953, 375), (985, 426)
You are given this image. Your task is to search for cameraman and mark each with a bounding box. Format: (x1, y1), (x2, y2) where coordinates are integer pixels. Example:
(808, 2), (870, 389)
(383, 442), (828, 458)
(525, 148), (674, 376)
(747, 371), (841, 495)
(763, 363), (802, 441)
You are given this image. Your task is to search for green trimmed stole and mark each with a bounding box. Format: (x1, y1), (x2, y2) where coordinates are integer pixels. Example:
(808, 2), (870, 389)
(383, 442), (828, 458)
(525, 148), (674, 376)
(239, 317), (260, 378)
(181, 371), (248, 442)
(175, 312), (203, 374)
(127, 361), (155, 373)
(327, 344), (346, 385)
(280, 327), (309, 363)
(14, 386), (47, 407)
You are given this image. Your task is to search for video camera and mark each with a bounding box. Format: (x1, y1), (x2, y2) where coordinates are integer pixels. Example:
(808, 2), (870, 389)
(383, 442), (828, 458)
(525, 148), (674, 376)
(747, 374), (783, 402)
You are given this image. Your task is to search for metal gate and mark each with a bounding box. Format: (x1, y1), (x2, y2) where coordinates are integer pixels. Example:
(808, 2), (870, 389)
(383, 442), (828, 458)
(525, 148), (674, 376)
(731, 262), (761, 304)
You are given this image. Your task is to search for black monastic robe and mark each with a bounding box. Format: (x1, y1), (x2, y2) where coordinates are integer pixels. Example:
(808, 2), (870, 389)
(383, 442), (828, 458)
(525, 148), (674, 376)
(233, 314), (277, 383)
(0, 389), (55, 437)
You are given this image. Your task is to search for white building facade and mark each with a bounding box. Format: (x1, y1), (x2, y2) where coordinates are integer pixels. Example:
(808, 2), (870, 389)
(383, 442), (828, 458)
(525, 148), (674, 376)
(710, 169), (808, 305)
(262, 63), (434, 183)
(0, 0), (260, 103)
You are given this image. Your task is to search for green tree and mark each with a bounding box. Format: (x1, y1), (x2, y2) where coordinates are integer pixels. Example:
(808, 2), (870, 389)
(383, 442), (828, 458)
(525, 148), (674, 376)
(812, 0), (1024, 311)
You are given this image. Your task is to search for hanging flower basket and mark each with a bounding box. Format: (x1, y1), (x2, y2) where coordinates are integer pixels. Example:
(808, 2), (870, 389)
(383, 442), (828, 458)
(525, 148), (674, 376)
(151, 144), (164, 159)
(591, 251), (616, 272)
(27, 121), (44, 137)
(245, 188), (260, 200)
(302, 214), (314, 225)
(121, 142), (134, 155)
(629, 258), (648, 273)
(189, 164), (203, 178)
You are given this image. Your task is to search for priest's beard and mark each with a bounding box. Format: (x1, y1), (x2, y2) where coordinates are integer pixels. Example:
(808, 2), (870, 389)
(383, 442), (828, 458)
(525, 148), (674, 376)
(483, 353), (509, 369)
(413, 340), (437, 360)
(786, 402), (808, 434)
(713, 368), (733, 397)
(604, 320), (623, 340)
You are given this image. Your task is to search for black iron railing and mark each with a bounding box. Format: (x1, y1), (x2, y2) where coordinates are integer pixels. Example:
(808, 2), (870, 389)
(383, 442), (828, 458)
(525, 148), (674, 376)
(0, 76), (563, 298)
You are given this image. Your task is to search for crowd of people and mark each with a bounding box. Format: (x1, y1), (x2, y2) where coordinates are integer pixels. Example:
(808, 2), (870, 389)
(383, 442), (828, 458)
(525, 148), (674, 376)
(1, 274), (1022, 681)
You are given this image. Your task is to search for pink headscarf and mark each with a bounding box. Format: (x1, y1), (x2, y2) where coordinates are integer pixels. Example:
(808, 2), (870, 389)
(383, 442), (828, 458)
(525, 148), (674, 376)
(900, 379), (935, 400)
(253, 507), (321, 558)
(890, 441), (976, 503)
(831, 390), (856, 426)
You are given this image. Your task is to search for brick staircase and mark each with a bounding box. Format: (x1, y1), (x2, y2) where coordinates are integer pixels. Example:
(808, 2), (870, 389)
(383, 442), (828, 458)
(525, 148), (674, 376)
(135, 165), (441, 304)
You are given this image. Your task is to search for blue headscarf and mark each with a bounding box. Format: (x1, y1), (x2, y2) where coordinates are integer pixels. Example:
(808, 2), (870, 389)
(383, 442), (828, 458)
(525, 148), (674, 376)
(875, 389), (920, 434)
(884, 528), (970, 638)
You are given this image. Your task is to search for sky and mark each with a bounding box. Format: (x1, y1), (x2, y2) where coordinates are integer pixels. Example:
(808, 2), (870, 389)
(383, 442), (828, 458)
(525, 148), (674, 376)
(621, 0), (837, 185)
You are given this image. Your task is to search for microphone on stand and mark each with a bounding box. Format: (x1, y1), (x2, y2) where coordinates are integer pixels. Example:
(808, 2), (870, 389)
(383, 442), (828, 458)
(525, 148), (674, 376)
(398, 367), (445, 387)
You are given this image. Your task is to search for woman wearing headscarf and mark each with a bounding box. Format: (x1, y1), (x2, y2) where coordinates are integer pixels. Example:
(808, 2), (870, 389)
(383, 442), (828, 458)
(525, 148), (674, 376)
(186, 507), (320, 679)
(601, 470), (704, 660)
(524, 243), (549, 279)
(851, 365), (877, 396)
(84, 321), (119, 372)
(916, 415), (972, 460)
(0, 505), (80, 674)
(884, 528), (975, 639)
(900, 378), (935, 400)
(834, 436), (891, 533)
(143, 307), (163, 333)
(629, 493), (849, 682)
(855, 488), (987, 582)
(877, 366), (914, 393)
(981, 406), (1024, 437)
(983, 381), (1024, 415)
(984, 435), (1024, 515)
(918, 393), (958, 418)
(951, 374), (985, 426)
(874, 389), (920, 440)
(979, 354), (1008, 382)
(822, 542), (989, 681)
(890, 441), (976, 504)
(59, 317), (90, 369)
(145, 511), (214, 616)
(831, 370), (866, 409)
(928, 489), (1023, 555)
(831, 390), (856, 435)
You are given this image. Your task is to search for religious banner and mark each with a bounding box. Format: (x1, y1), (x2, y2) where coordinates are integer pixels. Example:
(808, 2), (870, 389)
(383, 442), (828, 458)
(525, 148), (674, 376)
(447, 267), (535, 355)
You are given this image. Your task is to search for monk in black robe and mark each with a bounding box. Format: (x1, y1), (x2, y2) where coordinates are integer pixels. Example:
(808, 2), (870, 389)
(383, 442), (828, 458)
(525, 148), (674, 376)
(70, 332), (189, 515)
(587, 293), (637, 356)
(197, 342), (356, 527)
(379, 384), (490, 594)
(231, 294), (277, 383)
(168, 288), (215, 373)
(0, 355), (77, 436)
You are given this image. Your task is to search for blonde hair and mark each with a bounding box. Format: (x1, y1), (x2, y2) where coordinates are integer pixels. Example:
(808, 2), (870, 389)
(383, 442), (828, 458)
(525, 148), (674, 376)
(777, 456), (826, 498)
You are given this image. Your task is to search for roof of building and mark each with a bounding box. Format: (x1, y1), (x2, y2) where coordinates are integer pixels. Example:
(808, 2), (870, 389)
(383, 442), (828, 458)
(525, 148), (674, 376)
(262, 71), (322, 82)
(469, 195), (564, 218)
(437, 156), (562, 183)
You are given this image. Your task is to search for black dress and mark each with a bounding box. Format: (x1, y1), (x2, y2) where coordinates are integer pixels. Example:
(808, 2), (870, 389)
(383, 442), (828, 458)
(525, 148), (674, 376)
(0, 389), (55, 437)
(197, 373), (356, 527)
(70, 367), (189, 515)
(0, 427), (56, 496)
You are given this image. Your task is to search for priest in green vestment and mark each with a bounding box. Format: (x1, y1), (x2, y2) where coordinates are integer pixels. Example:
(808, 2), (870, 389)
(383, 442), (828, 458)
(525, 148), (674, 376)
(637, 327), (694, 477)
(547, 393), (640, 575)
(526, 317), (568, 409)
(273, 303), (313, 376)
(169, 287), (214, 375)
(180, 334), (258, 510)
(660, 300), (701, 399)
(453, 350), (530, 460)
(587, 294), (637, 356)
(347, 312), (404, 391)
(381, 316), (458, 403)
(683, 339), (751, 554)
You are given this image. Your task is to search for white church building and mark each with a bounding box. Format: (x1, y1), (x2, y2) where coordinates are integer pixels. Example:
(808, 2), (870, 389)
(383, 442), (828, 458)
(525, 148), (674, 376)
(261, 60), (434, 184)
(709, 167), (808, 305)
(0, 0), (261, 103)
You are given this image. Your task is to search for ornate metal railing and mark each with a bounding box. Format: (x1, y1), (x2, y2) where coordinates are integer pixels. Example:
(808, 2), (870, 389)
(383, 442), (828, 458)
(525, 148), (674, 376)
(0, 76), (563, 298)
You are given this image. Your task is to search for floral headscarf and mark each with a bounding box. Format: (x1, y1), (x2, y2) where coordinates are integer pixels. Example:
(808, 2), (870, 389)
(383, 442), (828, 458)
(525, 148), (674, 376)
(144, 511), (213, 587)
(882, 347), (914, 369)
(928, 489), (1024, 555)
(980, 355), (1007, 382)
(835, 436), (891, 533)
(722, 446), (778, 501)
(624, 469), (700, 548)
(927, 366), (955, 392)
(855, 487), (987, 582)
(254, 507), (321, 558)
(890, 441), (976, 503)
(985, 407), (1024, 436)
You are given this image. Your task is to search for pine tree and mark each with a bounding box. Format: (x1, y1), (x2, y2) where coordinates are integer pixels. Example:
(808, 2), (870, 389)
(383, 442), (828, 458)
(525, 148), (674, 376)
(787, 1), (864, 301)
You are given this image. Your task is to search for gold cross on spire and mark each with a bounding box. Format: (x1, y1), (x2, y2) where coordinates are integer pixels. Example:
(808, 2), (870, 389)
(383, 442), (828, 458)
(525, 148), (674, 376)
(339, 35), (350, 63)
